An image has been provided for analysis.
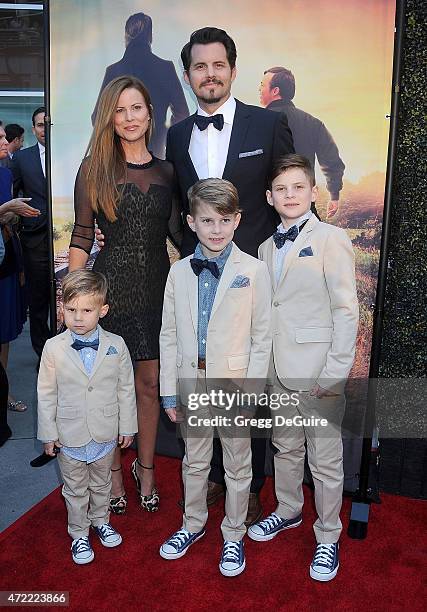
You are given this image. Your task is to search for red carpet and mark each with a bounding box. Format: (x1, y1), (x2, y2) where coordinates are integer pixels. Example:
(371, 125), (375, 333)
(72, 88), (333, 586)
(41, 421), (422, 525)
(0, 453), (425, 611)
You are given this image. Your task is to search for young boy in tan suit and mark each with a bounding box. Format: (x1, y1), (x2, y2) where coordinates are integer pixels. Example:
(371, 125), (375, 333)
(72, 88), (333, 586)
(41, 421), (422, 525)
(248, 154), (359, 581)
(159, 178), (272, 576)
(37, 270), (137, 565)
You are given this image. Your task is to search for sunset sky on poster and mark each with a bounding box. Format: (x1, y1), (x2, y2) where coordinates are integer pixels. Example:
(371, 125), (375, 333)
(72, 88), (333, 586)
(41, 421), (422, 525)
(50, 0), (395, 203)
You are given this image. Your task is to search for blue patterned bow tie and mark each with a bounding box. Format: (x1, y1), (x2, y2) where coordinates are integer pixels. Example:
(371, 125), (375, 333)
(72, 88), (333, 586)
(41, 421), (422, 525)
(190, 258), (220, 279)
(194, 113), (224, 131)
(71, 338), (99, 351)
(273, 225), (299, 249)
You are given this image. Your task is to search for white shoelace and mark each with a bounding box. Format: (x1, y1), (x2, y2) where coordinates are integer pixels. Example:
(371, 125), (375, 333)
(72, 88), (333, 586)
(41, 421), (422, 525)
(168, 530), (192, 548)
(72, 537), (90, 553)
(257, 513), (283, 532)
(222, 541), (240, 562)
(97, 523), (116, 538)
(312, 544), (336, 567)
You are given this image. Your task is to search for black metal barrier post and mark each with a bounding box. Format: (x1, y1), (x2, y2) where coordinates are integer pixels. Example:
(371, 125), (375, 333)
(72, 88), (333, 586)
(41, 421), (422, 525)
(348, 0), (406, 539)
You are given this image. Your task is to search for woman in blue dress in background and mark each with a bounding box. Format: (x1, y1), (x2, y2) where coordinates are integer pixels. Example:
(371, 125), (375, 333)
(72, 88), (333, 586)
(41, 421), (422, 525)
(0, 126), (41, 410)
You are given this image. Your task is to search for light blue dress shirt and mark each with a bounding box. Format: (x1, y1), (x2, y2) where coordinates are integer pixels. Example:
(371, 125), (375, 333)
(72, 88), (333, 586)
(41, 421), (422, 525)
(275, 211), (312, 284)
(62, 326), (117, 464)
(162, 242), (233, 410)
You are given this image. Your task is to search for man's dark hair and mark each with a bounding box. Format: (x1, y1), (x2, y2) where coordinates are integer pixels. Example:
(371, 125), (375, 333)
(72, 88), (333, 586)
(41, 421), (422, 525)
(268, 154), (315, 189)
(264, 66), (295, 102)
(181, 27), (237, 72)
(5, 123), (24, 142)
(32, 107), (46, 125)
(125, 12), (152, 46)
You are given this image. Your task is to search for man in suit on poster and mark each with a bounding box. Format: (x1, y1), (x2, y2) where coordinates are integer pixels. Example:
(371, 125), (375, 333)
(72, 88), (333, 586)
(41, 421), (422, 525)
(259, 66), (345, 219)
(11, 107), (50, 359)
(166, 26), (294, 524)
(92, 12), (189, 158)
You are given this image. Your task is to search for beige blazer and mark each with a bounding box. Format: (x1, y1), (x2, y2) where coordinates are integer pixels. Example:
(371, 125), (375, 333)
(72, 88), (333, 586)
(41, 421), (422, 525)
(37, 326), (137, 446)
(258, 216), (359, 392)
(159, 242), (272, 402)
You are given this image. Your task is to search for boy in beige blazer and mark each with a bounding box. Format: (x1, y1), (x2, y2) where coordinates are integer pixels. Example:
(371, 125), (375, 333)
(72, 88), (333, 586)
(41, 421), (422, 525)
(37, 270), (137, 565)
(248, 155), (359, 582)
(159, 178), (272, 577)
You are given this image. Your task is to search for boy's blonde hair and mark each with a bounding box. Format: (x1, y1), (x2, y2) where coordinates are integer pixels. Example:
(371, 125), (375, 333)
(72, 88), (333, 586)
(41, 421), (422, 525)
(187, 178), (241, 217)
(62, 270), (108, 306)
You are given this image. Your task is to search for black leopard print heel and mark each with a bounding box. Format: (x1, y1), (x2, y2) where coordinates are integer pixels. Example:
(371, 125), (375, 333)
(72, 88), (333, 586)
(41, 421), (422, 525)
(131, 458), (160, 512)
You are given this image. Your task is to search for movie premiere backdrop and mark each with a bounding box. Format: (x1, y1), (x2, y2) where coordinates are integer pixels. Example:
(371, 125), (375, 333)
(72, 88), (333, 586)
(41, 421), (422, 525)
(49, 0), (396, 383)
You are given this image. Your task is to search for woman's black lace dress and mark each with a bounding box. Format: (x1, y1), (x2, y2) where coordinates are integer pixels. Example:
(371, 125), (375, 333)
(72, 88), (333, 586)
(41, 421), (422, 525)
(70, 157), (182, 360)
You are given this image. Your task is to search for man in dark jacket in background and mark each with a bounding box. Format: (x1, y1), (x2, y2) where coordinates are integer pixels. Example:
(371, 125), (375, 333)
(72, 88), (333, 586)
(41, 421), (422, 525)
(92, 12), (189, 158)
(260, 66), (345, 218)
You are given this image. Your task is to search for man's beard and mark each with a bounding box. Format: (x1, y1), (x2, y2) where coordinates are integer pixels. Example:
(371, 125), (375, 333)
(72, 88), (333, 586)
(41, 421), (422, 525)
(198, 81), (226, 105)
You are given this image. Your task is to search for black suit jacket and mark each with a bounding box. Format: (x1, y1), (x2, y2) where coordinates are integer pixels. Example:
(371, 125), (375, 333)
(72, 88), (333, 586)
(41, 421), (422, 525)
(92, 38), (189, 159)
(11, 144), (47, 248)
(166, 99), (294, 257)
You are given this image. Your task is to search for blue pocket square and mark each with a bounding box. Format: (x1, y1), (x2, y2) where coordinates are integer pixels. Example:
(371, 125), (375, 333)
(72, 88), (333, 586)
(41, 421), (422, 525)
(106, 346), (118, 355)
(299, 246), (314, 257)
(230, 275), (250, 288)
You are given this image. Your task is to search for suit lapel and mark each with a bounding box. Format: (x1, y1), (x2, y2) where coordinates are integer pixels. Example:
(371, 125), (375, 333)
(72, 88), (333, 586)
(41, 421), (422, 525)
(276, 215), (318, 289)
(30, 144), (44, 183)
(222, 100), (250, 181)
(264, 239), (276, 292)
(210, 244), (240, 320)
(89, 327), (110, 379)
(182, 115), (199, 185)
(64, 330), (89, 378)
(185, 259), (198, 334)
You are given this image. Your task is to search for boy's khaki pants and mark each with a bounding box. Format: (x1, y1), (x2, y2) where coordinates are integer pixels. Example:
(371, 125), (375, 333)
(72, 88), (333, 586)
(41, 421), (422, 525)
(272, 377), (345, 544)
(181, 370), (252, 542)
(57, 447), (115, 540)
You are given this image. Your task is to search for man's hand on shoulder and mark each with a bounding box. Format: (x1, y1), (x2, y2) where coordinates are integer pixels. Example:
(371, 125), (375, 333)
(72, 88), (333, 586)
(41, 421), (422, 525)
(95, 227), (105, 248)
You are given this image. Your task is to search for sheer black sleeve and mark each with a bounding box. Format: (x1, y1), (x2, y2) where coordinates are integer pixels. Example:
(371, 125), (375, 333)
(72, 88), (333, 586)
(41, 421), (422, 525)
(70, 161), (95, 254)
(167, 170), (183, 252)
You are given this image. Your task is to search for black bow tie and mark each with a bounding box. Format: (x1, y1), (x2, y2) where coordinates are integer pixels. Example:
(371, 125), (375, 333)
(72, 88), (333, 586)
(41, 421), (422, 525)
(71, 338), (99, 351)
(194, 113), (224, 131)
(190, 258), (220, 279)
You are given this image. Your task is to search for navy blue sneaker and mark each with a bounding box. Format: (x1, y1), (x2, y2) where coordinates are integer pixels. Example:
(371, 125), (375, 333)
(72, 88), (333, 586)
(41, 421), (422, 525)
(247, 512), (302, 541)
(159, 528), (205, 560)
(71, 537), (94, 565)
(92, 523), (122, 548)
(310, 543), (339, 581)
(219, 540), (245, 577)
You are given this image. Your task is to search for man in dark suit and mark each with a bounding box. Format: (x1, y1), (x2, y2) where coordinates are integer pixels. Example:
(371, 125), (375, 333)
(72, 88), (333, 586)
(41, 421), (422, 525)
(92, 12), (189, 159)
(260, 66), (345, 219)
(11, 107), (50, 358)
(166, 27), (294, 524)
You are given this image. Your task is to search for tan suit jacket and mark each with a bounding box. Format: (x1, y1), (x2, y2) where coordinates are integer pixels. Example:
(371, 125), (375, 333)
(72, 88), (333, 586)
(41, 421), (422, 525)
(37, 326), (137, 446)
(159, 242), (272, 402)
(258, 216), (359, 392)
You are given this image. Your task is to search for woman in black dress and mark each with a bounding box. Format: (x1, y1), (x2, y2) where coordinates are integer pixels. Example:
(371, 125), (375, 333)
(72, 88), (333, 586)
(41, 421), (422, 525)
(69, 76), (182, 514)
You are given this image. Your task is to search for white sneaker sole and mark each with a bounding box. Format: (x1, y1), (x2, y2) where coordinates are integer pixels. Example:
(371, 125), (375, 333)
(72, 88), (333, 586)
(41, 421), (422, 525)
(219, 558), (246, 577)
(247, 518), (302, 542)
(159, 530), (205, 560)
(72, 551), (95, 565)
(310, 562), (339, 582)
(98, 534), (122, 548)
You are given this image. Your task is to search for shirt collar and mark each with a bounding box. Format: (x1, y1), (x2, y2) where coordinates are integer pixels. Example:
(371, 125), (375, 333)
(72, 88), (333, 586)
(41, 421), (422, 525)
(71, 326), (99, 343)
(277, 210), (312, 233)
(194, 241), (233, 272)
(197, 96), (236, 125)
(37, 142), (45, 155)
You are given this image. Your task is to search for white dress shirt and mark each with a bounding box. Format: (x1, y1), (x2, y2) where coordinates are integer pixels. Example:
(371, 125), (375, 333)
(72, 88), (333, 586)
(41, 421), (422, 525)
(189, 95), (236, 179)
(274, 211), (313, 285)
(37, 141), (45, 177)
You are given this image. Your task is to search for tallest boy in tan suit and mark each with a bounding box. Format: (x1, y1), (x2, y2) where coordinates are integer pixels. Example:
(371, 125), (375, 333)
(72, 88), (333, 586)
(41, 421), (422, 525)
(249, 154), (359, 582)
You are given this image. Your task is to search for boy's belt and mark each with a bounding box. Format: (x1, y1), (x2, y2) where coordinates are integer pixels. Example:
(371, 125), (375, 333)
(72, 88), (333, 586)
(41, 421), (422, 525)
(198, 358), (206, 370)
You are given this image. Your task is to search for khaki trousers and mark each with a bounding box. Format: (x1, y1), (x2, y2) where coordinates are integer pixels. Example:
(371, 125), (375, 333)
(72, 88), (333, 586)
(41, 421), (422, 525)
(272, 379), (345, 543)
(57, 448), (115, 540)
(181, 370), (252, 541)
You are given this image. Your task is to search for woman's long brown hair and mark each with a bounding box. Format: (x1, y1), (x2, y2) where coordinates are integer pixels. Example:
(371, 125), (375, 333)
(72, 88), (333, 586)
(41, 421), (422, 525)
(84, 76), (153, 222)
